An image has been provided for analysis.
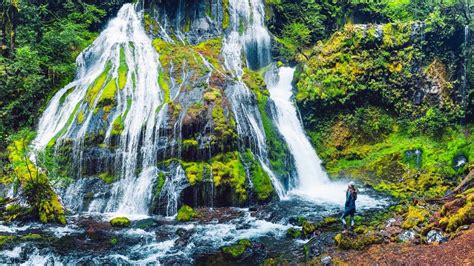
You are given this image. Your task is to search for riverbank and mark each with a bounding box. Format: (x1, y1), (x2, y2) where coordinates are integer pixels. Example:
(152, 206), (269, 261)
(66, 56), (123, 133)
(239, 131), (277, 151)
(322, 226), (473, 265)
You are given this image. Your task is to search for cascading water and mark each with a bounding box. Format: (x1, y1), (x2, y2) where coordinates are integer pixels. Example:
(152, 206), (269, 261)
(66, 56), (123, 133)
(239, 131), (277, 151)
(33, 4), (165, 216)
(268, 67), (379, 206)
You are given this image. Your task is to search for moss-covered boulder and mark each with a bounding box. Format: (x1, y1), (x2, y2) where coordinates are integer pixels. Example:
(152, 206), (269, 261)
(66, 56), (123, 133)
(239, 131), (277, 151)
(287, 227), (302, 238)
(334, 231), (383, 250)
(302, 221), (317, 236)
(110, 217), (131, 228)
(176, 205), (198, 222)
(221, 239), (252, 259)
(438, 190), (474, 233)
(401, 206), (429, 229)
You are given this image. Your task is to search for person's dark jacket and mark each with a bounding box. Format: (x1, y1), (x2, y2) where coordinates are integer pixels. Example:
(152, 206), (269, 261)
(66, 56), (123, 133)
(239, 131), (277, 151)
(344, 189), (357, 215)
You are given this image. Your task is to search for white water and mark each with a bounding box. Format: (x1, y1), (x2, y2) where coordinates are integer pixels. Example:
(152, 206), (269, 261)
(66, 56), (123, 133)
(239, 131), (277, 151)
(268, 67), (382, 207)
(33, 4), (165, 216)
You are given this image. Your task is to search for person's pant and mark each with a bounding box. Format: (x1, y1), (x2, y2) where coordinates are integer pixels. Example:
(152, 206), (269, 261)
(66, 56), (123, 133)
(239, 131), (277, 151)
(341, 210), (355, 227)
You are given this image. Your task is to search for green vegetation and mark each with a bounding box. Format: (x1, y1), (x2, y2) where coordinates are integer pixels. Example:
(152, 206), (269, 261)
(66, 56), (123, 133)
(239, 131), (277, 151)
(222, 239), (252, 258)
(334, 230), (384, 250)
(110, 217), (131, 227)
(6, 130), (66, 224)
(243, 151), (273, 201)
(176, 205), (198, 222)
(118, 46), (129, 90)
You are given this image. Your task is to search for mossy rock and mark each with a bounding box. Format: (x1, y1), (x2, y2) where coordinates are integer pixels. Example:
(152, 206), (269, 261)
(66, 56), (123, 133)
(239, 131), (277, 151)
(0, 235), (17, 247)
(334, 231), (383, 250)
(439, 192), (474, 233)
(177, 205), (198, 222)
(110, 217), (131, 228)
(402, 206), (429, 229)
(287, 228), (302, 238)
(302, 221), (317, 235)
(21, 233), (42, 241)
(221, 239), (252, 259)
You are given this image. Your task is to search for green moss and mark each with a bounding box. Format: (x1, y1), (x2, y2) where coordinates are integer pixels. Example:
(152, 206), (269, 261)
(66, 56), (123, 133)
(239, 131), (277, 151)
(0, 235), (16, 247)
(98, 172), (116, 184)
(118, 46), (128, 90)
(155, 172), (166, 196)
(110, 217), (131, 227)
(111, 116), (124, 136)
(177, 205), (198, 222)
(86, 62), (112, 106)
(222, 0), (230, 30)
(211, 152), (247, 202)
(98, 79), (117, 108)
(302, 221), (316, 235)
(47, 102), (81, 148)
(59, 87), (75, 105)
(401, 206), (429, 229)
(287, 228), (302, 238)
(222, 239), (251, 258)
(158, 70), (171, 103)
(244, 150), (273, 201)
(183, 161), (209, 185)
(439, 193), (474, 233)
(334, 230), (383, 250)
(77, 110), (85, 124)
(21, 233), (42, 241)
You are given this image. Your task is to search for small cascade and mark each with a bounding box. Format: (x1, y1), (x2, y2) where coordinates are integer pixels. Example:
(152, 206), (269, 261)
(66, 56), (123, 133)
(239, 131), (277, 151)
(268, 68), (330, 190)
(33, 4), (166, 216)
(268, 67), (368, 205)
(161, 165), (188, 216)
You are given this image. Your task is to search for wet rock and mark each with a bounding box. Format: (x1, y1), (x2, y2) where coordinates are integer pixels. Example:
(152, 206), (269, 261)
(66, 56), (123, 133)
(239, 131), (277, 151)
(286, 228), (302, 238)
(221, 239), (252, 260)
(302, 221), (317, 236)
(133, 218), (157, 230)
(176, 228), (188, 237)
(110, 217), (131, 228)
(289, 216), (307, 226)
(321, 255), (332, 265)
(426, 230), (448, 244)
(334, 231), (383, 250)
(398, 230), (416, 242)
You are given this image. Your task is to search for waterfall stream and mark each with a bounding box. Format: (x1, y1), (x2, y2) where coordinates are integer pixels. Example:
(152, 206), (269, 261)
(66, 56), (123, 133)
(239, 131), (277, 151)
(33, 4), (165, 216)
(268, 67), (380, 206)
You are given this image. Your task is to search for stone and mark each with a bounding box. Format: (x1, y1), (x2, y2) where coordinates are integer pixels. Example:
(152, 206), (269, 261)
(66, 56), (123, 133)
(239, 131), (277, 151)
(426, 230), (448, 244)
(398, 230), (416, 242)
(321, 256), (332, 265)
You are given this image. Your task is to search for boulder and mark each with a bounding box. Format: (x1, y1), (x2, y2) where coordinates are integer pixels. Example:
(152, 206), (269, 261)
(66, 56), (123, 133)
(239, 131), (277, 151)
(110, 217), (131, 228)
(426, 230), (448, 244)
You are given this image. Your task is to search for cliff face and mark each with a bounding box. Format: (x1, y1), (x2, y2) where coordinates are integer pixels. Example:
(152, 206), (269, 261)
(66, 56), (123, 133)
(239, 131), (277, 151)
(294, 12), (473, 199)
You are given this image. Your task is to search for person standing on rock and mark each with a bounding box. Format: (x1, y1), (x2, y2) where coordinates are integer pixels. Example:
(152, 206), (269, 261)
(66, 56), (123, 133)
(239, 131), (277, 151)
(341, 181), (357, 232)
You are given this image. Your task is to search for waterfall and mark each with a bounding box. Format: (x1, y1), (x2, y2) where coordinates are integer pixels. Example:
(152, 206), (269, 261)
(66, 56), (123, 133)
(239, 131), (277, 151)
(268, 67), (358, 205)
(33, 4), (165, 216)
